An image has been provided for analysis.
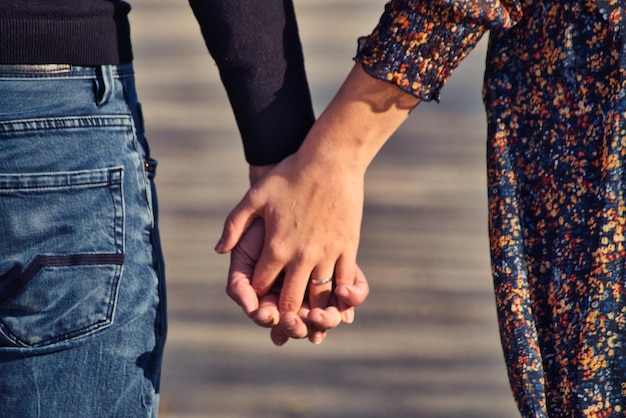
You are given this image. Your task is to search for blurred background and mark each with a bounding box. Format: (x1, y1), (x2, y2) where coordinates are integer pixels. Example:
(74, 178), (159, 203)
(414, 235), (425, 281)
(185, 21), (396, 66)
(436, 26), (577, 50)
(128, 0), (520, 417)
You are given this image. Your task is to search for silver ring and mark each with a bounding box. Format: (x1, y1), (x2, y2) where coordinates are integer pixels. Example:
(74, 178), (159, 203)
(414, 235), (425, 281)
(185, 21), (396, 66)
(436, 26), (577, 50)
(311, 277), (332, 285)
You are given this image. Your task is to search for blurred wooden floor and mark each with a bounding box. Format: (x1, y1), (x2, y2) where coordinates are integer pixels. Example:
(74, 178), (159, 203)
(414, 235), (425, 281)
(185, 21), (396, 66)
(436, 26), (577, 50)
(128, 1), (520, 417)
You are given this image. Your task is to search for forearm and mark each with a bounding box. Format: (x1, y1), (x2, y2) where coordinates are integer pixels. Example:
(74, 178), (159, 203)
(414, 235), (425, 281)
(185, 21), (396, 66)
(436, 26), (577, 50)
(293, 63), (420, 176)
(189, 0), (315, 165)
(248, 63), (417, 184)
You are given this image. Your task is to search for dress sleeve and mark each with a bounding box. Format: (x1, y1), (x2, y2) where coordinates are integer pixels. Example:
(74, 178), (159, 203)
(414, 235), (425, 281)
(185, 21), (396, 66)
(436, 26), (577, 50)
(188, 0), (315, 166)
(356, 0), (522, 102)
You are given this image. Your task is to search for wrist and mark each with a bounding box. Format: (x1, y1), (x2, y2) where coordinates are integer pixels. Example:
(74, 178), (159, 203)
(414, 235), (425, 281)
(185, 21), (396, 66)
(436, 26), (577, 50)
(294, 64), (419, 175)
(249, 164), (277, 185)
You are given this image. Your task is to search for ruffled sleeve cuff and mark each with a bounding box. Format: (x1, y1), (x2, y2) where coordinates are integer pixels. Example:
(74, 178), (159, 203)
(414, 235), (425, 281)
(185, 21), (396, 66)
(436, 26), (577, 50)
(355, 0), (518, 102)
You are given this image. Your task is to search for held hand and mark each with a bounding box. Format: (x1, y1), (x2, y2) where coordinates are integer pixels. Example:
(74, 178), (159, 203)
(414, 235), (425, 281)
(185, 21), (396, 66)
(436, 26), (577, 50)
(227, 217), (280, 329)
(309, 264), (369, 327)
(271, 264), (370, 344)
(227, 217), (369, 345)
(222, 64), (417, 335)
(218, 151), (365, 325)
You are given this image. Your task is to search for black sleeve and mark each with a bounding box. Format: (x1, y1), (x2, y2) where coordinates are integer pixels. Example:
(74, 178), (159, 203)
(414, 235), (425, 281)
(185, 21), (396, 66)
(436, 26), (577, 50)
(188, 0), (315, 165)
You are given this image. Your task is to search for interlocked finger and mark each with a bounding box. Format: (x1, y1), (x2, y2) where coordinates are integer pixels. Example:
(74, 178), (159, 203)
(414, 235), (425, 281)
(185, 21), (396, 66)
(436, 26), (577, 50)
(307, 266), (336, 343)
(308, 266), (335, 310)
(310, 277), (332, 286)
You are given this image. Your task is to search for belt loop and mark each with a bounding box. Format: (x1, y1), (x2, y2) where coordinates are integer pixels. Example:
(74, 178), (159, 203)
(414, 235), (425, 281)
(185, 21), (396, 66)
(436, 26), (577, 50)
(95, 65), (115, 106)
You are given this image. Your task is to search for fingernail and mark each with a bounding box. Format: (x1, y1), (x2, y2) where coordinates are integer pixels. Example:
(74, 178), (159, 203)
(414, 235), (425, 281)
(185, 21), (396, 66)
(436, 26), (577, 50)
(284, 316), (298, 330)
(311, 331), (324, 345)
(310, 311), (324, 325)
(214, 237), (225, 253)
(342, 309), (354, 324)
(272, 335), (288, 346)
(253, 309), (272, 326)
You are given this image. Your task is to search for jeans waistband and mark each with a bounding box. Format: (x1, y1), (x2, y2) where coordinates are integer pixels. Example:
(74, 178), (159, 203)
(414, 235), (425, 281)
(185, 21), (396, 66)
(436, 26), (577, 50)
(0, 63), (134, 79)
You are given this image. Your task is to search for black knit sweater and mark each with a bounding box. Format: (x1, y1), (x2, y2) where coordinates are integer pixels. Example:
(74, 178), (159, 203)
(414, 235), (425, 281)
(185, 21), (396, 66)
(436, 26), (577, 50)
(0, 0), (314, 165)
(0, 0), (133, 65)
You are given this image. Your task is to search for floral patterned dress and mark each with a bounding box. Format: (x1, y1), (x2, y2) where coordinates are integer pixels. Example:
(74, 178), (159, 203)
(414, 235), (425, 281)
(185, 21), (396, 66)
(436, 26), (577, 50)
(357, 1), (626, 416)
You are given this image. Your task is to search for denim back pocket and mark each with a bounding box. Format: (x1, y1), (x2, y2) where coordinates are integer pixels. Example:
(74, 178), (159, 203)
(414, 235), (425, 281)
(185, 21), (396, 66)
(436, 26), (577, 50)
(0, 167), (125, 348)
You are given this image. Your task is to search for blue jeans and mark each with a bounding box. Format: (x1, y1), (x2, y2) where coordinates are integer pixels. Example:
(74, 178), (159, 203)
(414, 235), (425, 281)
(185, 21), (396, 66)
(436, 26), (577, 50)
(0, 64), (167, 417)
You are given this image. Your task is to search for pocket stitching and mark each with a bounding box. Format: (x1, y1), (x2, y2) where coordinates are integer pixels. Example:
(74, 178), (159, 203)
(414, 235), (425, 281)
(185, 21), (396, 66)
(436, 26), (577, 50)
(0, 255), (125, 348)
(0, 253), (125, 306)
(0, 166), (125, 348)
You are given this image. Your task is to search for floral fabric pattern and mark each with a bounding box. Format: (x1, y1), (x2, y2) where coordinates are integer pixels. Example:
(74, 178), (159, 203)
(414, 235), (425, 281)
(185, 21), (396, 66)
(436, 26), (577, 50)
(358, 1), (626, 416)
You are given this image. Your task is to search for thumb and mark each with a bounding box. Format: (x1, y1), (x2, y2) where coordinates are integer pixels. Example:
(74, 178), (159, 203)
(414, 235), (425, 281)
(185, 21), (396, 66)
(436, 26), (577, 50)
(215, 192), (261, 253)
(335, 265), (369, 323)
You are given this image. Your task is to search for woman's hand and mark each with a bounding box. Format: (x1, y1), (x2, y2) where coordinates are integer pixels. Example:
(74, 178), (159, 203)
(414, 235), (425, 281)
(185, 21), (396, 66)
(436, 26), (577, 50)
(227, 217), (369, 345)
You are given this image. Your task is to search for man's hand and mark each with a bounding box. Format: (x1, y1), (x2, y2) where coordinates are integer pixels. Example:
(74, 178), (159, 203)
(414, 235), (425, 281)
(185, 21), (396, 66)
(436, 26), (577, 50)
(227, 218), (369, 345)
(221, 152), (364, 331)
(217, 64), (418, 335)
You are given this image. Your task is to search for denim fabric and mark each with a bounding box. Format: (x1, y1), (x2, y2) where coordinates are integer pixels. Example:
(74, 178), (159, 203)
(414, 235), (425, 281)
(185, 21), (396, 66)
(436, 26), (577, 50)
(0, 64), (167, 417)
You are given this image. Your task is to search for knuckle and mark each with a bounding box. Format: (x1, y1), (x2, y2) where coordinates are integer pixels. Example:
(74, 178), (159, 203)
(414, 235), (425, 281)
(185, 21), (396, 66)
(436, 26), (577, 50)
(279, 297), (300, 313)
(225, 280), (248, 301)
(264, 241), (290, 264)
(291, 248), (321, 267)
(251, 282), (268, 296)
(225, 283), (238, 300)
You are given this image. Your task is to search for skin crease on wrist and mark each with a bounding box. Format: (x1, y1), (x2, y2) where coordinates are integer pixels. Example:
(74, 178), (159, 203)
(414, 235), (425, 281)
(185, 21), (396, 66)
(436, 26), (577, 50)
(220, 63), (419, 343)
(249, 164), (276, 185)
